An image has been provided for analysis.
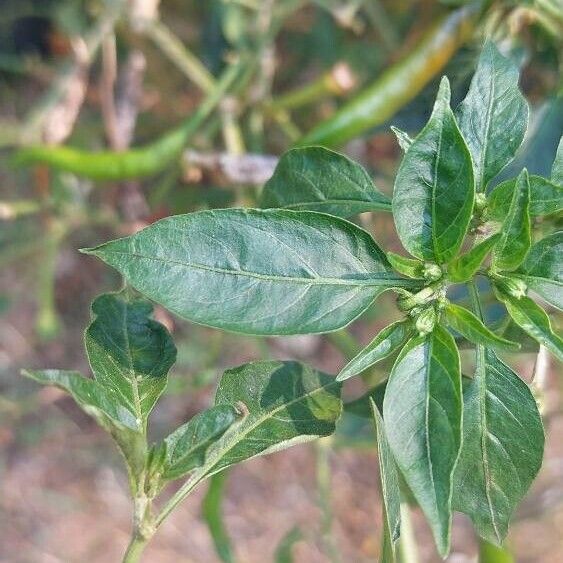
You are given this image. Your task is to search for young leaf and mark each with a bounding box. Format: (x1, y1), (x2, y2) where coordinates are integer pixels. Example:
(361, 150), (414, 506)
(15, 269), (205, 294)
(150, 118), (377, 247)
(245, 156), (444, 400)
(487, 175), (563, 221)
(498, 293), (563, 362)
(456, 41), (528, 191)
(21, 369), (140, 432)
(85, 292), (177, 428)
(390, 126), (413, 152)
(516, 232), (563, 310)
(159, 405), (240, 481)
(260, 147), (391, 217)
(492, 169), (531, 271)
(371, 399), (401, 557)
(83, 209), (418, 336)
(453, 348), (544, 544)
(386, 252), (423, 279)
(552, 135), (563, 186)
(199, 361), (342, 477)
(444, 303), (520, 350)
(383, 326), (463, 556)
(393, 77), (474, 264)
(337, 320), (413, 381)
(447, 234), (501, 282)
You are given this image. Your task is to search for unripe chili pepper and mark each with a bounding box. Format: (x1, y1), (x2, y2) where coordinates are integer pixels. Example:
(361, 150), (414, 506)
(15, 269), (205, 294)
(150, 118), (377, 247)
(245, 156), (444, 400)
(13, 61), (242, 181)
(297, 6), (477, 148)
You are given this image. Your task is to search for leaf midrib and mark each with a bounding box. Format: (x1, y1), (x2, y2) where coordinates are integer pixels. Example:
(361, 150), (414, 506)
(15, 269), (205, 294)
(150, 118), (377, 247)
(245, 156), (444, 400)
(97, 248), (418, 288)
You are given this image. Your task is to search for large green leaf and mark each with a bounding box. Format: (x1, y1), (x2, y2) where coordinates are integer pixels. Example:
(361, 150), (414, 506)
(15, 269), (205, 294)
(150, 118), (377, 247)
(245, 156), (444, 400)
(198, 361), (342, 477)
(371, 399), (401, 559)
(516, 232), (563, 310)
(498, 294), (563, 362)
(260, 147), (391, 217)
(487, 175), (563, 221)
(453, 348), (544, 543)
(456, 41), (528, 191)
(85, 292), (177, 427)
(444, 303), (519, 350)
(383, 326), (463, 556)
(84, 209), (418, 335)
(337, 320), (413, 381)
(492, 169), (531, 272)
(159, 405), (240, 481)
(447, 234), (500, 282)
(393, 77), (474, 264)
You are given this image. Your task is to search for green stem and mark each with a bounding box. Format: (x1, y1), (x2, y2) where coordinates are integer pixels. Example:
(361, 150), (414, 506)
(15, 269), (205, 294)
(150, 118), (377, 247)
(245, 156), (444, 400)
(478, 538), (514, 563)
(398, 502), (419, 563)
(122, 534), (150, 563)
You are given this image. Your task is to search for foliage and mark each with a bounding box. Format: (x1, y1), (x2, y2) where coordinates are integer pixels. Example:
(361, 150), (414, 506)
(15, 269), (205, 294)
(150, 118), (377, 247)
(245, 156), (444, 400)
(17, 13), (562, 563)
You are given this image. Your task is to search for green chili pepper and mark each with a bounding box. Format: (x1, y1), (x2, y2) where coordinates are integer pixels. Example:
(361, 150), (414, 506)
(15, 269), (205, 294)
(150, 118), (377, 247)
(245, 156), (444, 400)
(297, 6), (477, 148)
(14, 61), (242, 181)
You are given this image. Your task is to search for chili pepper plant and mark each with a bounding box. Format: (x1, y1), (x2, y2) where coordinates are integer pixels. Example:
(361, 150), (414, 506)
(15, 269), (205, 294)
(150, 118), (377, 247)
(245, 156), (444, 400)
(23, 40), (562, 562)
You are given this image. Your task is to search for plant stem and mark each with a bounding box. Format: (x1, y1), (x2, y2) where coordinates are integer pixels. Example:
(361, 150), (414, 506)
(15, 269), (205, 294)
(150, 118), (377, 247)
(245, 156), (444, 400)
(123, 534), (150, 563)
(398, 503), (419, 563)
(478, 538), (514, 563)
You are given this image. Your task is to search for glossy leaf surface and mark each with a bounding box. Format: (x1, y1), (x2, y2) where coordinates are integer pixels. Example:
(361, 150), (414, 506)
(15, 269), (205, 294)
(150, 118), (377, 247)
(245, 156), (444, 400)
(516, 232), (563, 310)
(393, 77), (474, 264)
(371, 399), (401, 557)
(447, 234), (500, 282)
(160, 405), (240, 480)
(84, 209), (416, 335)
(445, 303), (519, 350)
(383, 326), (462, 556)
(200, 361), (342, 477)
(453, 349), (544, 543)
(260, 147), (391, 217)
(337, 320), (413, 381)
(85, 292), (177, 426)
(456, 41), (528, 191)
(492, 170), (531, 271)
(499, 294), (563, 362)
(487, 175), (563, 221)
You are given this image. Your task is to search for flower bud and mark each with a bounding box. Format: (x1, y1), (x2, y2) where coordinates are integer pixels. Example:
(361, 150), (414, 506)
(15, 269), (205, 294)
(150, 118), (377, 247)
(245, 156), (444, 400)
(415, 307), (437, 336)
(423, 262), (442, 282)
(475, 192), (487, 212)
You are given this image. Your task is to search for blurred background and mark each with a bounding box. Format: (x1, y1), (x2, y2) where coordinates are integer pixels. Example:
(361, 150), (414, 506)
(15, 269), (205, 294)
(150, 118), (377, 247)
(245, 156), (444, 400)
(0, 0), (562, 561)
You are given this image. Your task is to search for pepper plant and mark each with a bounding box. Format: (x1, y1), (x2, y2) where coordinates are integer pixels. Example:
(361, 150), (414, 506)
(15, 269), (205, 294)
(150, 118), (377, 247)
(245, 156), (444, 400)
(23, 41), (562, 560)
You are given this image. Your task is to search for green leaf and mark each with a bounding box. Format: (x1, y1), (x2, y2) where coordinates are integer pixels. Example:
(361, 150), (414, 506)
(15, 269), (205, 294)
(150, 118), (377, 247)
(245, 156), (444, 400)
(383, 326), (462, 556)
(390, 126), (413, 152)
(21, 369), (140, 432)
(260, 147), (391, 217)
(393, 77), (474, 264)
(456, 41), (528, 191)
(199, 361), (342, 477)
(371, 399), (401, 557)
(552, 135), (563, 186)
(516, 231), (563, 310)
(337, 320), (413, 381)
(444, 303), (520, 350)
(84, 209), (418, 336)
(492, 169), (531, 271)
(487, 175), (563, 221)
(343, 381), (386, 418)
(453, 348), (544, 543)
(85, 292), (177, 427)
(160, 405), (240, 481)
(498, 294), (563, 362)
(447, 234), (501, 282)
(386, 252), (423, 279)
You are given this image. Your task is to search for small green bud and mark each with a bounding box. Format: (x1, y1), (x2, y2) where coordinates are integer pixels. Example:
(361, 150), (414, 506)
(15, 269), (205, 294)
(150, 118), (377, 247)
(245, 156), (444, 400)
(423, 262), (442, 282)
(495, 276), (527, 299)
(475, 192), (487, 212)
(415, 307), (437, 336)
(397, 286), (435, 312)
